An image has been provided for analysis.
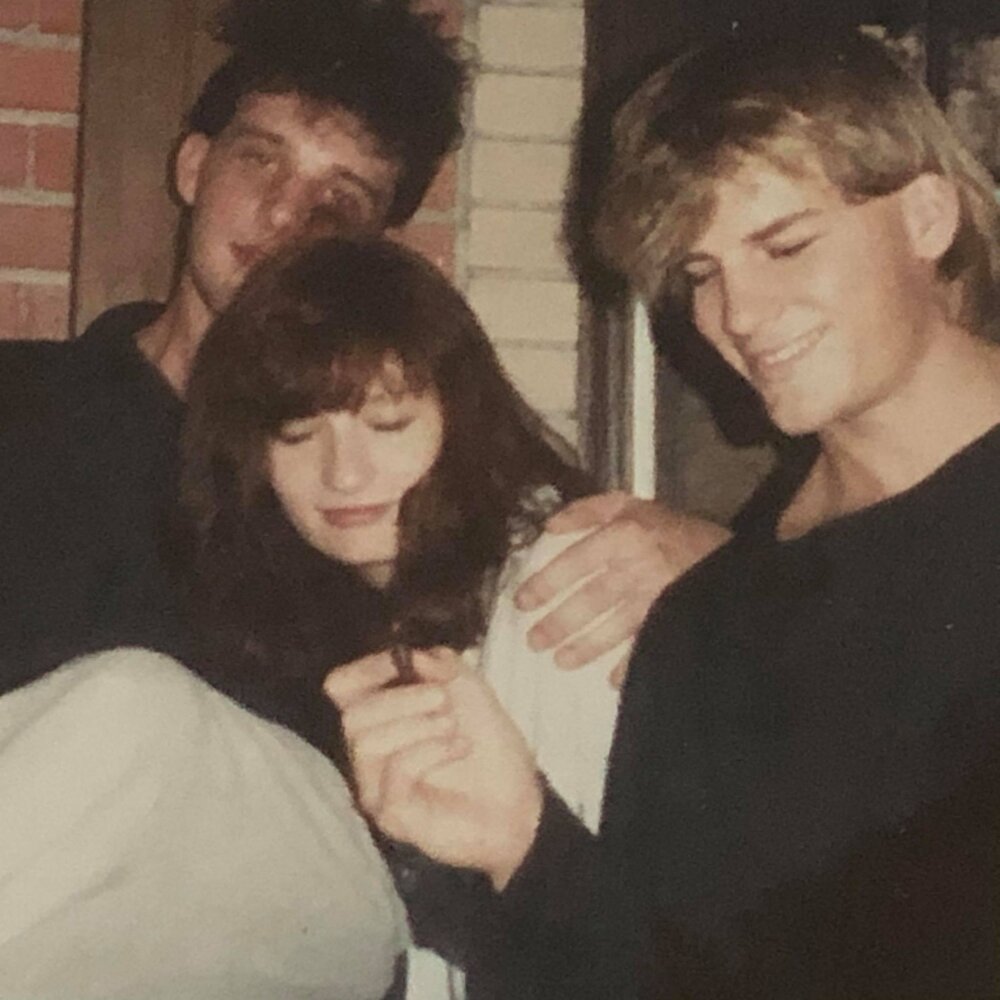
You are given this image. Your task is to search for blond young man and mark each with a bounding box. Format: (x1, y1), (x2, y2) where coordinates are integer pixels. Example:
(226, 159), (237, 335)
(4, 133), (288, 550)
(330, 26), (1000, 999)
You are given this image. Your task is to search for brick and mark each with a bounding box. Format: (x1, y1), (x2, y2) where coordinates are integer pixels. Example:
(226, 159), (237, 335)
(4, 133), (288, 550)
(0, 0), (36, 30)
(0, 45), (80, 113)
(0, 123), (30, 187)
(468, 207), (568, 273)
(33, 123), (77, 191)
(495, 342), (577, 413)
(21, 281), (70, 339)
(391, 221), (455, 278)
(0, 282), (21, 337)
(473, 74), (582, 141)
(471, 140), (571, 206)
(420, 154), (456, 213)
(0, 281), (71, 340)
(0, 203), (74, 270)
(38, 0), (83, 35)
(469, 277), (579, 345)
(479, 7), (584, 72)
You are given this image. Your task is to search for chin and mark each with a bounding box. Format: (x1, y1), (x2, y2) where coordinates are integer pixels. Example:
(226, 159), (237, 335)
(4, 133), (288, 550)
(763, 393), (836, 438)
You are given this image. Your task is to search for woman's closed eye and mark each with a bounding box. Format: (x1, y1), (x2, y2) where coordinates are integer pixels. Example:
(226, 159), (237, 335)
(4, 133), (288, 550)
(275, 418), (321, 445)
(368, 417), (414, 434)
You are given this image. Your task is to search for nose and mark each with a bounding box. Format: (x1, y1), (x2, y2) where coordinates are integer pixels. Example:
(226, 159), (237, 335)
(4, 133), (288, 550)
(318, 419), (375, 495)
(262, 175), (311, 241)
(718, 266), (778, 341)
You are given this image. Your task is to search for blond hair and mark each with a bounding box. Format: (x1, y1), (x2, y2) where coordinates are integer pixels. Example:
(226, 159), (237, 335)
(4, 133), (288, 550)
(594, 29), (1000, 338)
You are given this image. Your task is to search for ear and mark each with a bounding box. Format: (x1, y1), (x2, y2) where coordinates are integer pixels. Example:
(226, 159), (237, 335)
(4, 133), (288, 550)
(898, 173), (960, 263)
(174, 133), (211, 208)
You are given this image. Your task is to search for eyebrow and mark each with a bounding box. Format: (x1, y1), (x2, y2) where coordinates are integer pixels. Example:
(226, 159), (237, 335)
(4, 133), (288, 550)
(746, 209), (819, 244)
(224, 122), (390, 206)
(681, 208), (820, 266)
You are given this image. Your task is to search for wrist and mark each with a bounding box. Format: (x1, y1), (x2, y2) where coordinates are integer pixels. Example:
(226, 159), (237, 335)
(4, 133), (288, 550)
(489, 776), (544, 891)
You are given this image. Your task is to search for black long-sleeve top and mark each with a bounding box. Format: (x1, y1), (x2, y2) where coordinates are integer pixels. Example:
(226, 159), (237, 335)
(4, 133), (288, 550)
(501, 423), (1000, 999)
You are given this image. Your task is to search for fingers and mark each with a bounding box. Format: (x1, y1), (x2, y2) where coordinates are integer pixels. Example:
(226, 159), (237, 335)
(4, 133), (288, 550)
(352, 714), (460, 814)
(324, 650), (398, 709)
(543, 491), (629, 534)
(324, 647), (463, 709)
(341, 682), (450, 736)
(550, 600), (645, 670)
(515, 520), (636, 612)
(376, 735), (471, 828)
(526, 564), (628, 652)
(411, 647), (466, 684)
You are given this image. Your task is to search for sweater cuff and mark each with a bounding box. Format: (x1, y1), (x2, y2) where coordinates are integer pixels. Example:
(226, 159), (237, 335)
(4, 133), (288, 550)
(500, 782), (596, 916)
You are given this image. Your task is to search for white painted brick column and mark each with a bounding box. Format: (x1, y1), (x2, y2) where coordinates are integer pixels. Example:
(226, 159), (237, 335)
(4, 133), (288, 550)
(459, 0), (585, 445)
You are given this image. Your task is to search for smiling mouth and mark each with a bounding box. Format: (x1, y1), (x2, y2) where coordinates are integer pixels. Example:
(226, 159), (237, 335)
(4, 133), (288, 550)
(320, 504), (392, 528)
(748, 327), (826, 380)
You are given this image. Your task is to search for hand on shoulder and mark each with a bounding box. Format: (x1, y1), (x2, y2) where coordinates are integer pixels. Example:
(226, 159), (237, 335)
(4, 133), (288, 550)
(514, 492), (731, 683)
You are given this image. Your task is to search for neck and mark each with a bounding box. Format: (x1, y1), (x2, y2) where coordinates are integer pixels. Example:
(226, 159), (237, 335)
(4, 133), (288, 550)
(359, 561), (394, 589)
(780, 325), (1000, 538)
(135, 273), (215, 397)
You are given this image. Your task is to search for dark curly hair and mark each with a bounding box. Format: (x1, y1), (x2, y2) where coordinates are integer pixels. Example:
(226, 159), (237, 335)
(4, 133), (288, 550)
(186, 0), (468, 226)
(178, 237), (590, 728)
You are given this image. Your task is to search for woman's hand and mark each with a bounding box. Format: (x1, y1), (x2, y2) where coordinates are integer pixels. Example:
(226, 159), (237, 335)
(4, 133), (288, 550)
(515, 492), (731, 683)
(325, 648), (544, 890)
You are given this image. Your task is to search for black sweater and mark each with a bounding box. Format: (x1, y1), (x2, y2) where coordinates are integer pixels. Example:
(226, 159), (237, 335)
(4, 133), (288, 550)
(502, 423), (1000, 999)
(0, 304), (187, 690)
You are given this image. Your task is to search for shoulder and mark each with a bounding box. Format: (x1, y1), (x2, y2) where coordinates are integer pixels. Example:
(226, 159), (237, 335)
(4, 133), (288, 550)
(0, 338), (75, 425)
(77, 301), (164, 351)
(483, 526), (625, 684)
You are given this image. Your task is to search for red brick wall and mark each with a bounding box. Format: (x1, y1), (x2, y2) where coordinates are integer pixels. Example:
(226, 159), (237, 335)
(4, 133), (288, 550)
(0, 0), (82, 340)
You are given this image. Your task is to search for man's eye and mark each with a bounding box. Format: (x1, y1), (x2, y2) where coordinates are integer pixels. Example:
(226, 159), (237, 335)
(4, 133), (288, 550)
(237, 145), (278, 171)
(768, 236), (815, 259)
(682, 266), (716, 289)
(312, 190), (371, 232)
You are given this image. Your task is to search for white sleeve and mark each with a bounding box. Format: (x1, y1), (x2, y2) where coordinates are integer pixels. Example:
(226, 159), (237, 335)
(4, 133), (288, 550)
(478, 530), (626, 833)
(0, 648), (407, 1000)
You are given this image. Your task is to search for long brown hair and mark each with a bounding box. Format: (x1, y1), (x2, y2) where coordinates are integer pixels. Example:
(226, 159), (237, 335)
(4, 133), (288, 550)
(179, 237), (590, 690)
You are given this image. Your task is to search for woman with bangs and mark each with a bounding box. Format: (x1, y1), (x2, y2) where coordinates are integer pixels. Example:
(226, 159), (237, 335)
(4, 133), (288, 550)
(177, 235), (624, 998)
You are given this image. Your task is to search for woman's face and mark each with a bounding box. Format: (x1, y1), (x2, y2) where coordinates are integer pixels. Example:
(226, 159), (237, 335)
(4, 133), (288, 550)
(268, 364), (444, 587)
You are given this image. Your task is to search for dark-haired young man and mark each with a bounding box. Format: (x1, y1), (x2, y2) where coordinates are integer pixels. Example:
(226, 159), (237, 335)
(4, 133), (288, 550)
(0, 0), (723, 697)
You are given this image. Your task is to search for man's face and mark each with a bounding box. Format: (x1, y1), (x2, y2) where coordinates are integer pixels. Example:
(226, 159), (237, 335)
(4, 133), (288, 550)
(680, 159), (941, 437)
(175, 92), (401, 322)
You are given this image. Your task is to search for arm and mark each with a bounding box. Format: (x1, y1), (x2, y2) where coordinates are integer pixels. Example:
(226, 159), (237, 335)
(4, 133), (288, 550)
(514, 492), (731, 679)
